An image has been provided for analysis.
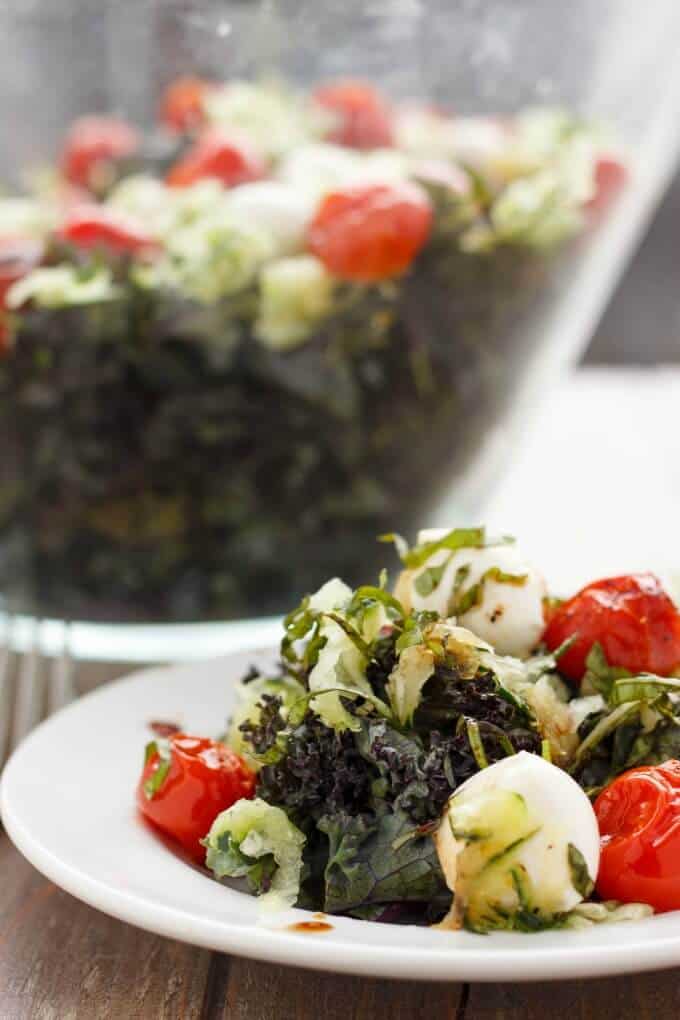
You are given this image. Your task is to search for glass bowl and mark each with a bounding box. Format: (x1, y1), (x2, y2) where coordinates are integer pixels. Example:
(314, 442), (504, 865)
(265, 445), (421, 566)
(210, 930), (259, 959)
(1, 0), (680, 631)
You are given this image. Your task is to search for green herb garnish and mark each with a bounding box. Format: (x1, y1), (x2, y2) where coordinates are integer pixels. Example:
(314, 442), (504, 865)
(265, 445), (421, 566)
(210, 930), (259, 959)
(142, 741), (171, 800)
(568, 843), (594, 899)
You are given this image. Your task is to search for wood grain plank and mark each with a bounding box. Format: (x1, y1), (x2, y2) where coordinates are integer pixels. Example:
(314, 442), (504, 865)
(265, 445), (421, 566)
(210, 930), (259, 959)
(0, 836), (212, 1020)
(219, 956), (464, 1020)
(465, 970), (680, 1020)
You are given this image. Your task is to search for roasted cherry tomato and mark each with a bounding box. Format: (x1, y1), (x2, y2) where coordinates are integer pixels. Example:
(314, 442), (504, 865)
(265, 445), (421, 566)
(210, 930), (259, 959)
(314, 80), (394, 150)
(56, 206), (159, 256)
(165, 131), (267, 189)
(137, 734), (256, 864)
(307, 181), (432, 282)
(159, 76), (215, 134)
(595, 761), (680, 912)
(0, 237), (43, 352)
(60, 115), (140, 191)
(543, 573), (680, 683)
(586, 155), (627, 214)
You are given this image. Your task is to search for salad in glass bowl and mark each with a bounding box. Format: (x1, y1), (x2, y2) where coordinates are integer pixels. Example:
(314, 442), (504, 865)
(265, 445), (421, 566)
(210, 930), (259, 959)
(136, 526), (680, 932)
(0, 78), (625, 621)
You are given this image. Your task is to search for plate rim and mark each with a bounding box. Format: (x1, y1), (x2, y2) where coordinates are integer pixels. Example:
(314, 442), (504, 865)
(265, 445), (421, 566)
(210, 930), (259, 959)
(4, 654), (680, 984)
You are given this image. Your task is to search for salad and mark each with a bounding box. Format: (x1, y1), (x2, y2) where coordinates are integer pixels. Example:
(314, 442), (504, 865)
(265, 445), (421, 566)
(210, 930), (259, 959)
(0, 77), (625, 621)
(136, 526), (680, 932)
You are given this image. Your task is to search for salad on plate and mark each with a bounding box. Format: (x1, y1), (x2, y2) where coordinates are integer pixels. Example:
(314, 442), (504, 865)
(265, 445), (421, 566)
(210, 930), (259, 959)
(136, 527), (680, 933)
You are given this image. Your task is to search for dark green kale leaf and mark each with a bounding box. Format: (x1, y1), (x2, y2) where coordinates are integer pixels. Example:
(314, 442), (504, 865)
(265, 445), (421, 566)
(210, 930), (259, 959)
(358, 715), (538, 826)
(317, 808), (446, 914)
(253, 711), (380, 823)
(413, 665), (540, 749)
(364, 628), (400, 701)
(646, 721), (680, 764)
(238, 694), (288, 756)
(356, 720), (434, 822)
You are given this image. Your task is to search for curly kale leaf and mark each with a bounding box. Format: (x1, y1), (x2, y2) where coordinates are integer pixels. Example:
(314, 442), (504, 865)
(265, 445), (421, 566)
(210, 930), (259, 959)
(254, 710), (380, 822)
(414, 665), (541, 750)
(357, 717), (538, 826)
(318, 809), (446, 914)
(238, 693), (288, 756)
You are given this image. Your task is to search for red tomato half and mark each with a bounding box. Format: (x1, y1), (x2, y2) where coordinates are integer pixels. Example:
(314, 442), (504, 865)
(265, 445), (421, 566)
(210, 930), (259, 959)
(57, 206), (159, 256)
(0, 237), (44, 352)
(60, 115), (140, 191)
(586, 155), (628, 214)
(543, 573), (680, 683)
(137, 734), (256, 864)
(595, 761), (680, 912)
(307, 181), (432, 282)
(160, 76), (215, 133)
(314, 80), (395, 150)
(165, 131), (267, 189)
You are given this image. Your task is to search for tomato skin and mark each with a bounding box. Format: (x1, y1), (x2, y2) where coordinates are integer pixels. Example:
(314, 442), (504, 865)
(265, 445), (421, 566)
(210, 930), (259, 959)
(314, 80), (395, 150)
(595, 761), (680, 912)
(543, 573), (680, 683)
(56, 206), (159, 256)
(307, 182), (432, 283)
(165, 131), (267, 189)
(0, 237), (44, 352)
(586, 155), (627, 214)
(137, 734), (256, 864)
(160, 76), (215, 133)
(60, 116), (140, 191)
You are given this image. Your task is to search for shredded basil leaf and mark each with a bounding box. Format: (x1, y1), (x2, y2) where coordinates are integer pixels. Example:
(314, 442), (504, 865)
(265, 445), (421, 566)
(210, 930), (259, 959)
(610, 675), (680, 706)
(324, 612), (374, 661)
(347, 585), (405, 619)
(568, 843), (594, 899)
(143, 740), (158, 766)
(466, 718), (489, 769)
(143, 744), (171, 800)
(572, 701), (641, 768)
(455, 566), (528, 615)
(480, 827), (540, 873)
(378, 532), (410, 561)
(413, 556), (452, 597)
(403, 527), (489, 569)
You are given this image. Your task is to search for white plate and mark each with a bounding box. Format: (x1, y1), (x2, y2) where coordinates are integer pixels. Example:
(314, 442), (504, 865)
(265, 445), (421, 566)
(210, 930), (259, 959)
(3, 649), (680, 984)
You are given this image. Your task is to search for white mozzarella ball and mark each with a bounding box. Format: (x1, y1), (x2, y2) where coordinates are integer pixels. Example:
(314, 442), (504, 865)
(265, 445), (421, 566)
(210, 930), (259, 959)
(226, 181), (315, 256)
(449, 116), (513, 169)
(277, 143), (409, 206)
(394, 106), (458, 159)
(407, 529), (546, 658)
(277, 143), (363, 198)
(435, 751), (600, 925)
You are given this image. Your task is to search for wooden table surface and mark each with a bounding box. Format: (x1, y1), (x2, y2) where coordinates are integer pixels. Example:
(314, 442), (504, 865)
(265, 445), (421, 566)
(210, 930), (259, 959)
(3, 660), (680, 1020)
